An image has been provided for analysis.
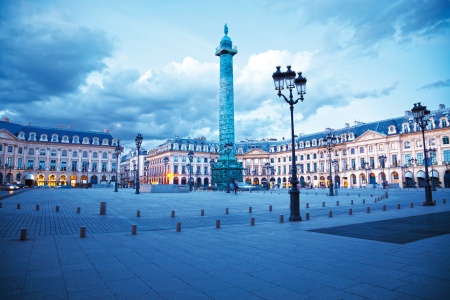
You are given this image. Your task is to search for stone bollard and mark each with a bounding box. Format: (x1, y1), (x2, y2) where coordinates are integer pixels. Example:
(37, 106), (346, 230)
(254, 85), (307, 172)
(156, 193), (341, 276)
(269, 205), (272, 212)
(349, 208), (353, 215)
(385, 191), (389, 198)
(306, 203), (309, 208)
(279, 214), (284, 223)
(100, 202), (107, 215)
(328, 211), (332, 218)
(216, 220), (220, 229)
(77, 207), (81, 214)
(136, 210), (140, 217)
(363, 199), (365, 204)
(56, 205), (60, 212)
(249, 207), (252, 213)
(374, 198), (377, 203)
(351, 200), (354, 205)
(410, 202), (414, 208)
(80, 226), (86, 238)
(131, 224), (137, 235)
(250, 218), (255, 226)
(17, 203), (21, 209)
(358, 193), (360, 197)
(176, 222), (181, 232)
(171, 211), (175, 217)
(201, 209), (204, 216)
(383, 205), (386, 211)
(347, 193), (349, 196)
(322, 202), (325, 207)
(397, 204), (400, 209)
(367, 207), (371, 213)
(0, 202), (2, 208)
(36, 204), (40, 211)
(370, 194), (373, 197)
(336, 201), (339, 206)
(225, 208), (229, 214)
(444, 199), (447, 204)
(20, 228), (27, 241)
(306, 212), (310, 220)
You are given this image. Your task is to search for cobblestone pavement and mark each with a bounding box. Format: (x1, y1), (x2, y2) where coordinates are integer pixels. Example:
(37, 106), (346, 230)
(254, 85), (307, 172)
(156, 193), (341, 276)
(1, 187), (449, 239)
(1, 187), (450, 299)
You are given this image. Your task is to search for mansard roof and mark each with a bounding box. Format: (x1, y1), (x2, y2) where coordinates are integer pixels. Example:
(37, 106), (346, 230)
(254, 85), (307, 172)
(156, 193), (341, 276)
(149, 104), (449, 154)
(0, 119), (116, 145)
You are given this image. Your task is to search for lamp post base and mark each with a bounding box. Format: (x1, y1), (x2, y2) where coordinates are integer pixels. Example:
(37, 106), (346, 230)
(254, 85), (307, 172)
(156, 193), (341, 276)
(422, 201), (436, 206)
(289, 188), (302, 222)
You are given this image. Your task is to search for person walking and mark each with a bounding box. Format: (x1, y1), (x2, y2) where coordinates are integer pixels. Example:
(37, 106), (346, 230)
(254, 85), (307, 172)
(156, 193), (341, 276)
(233, 179), (238, 195)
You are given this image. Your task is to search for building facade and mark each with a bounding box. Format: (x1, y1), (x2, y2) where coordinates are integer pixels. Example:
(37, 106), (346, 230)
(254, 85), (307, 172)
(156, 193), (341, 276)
(0, 118), (119, 187)
(146, 104), (450, 190)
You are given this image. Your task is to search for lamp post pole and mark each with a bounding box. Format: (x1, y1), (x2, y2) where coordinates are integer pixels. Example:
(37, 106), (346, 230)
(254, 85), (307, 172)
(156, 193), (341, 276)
(265, 162), (271, 190)
(411, 102), (434, 205)
(135, 134), (143, 194)
(224, 142), (233, 193)
(114, 141), (122, 192)
(323, 129), (337, 196)
(272, 65), (307, 221)
(163, 156), (169, 184)
(209, 158), (215, 189)
(188, 150), (194, 191)
(364, 162), (371, 187)
(378, 155), (387, 189)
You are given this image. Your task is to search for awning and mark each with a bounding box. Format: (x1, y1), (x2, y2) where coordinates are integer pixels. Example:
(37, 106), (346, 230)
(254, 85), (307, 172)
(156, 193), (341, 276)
(24, 174), (35, 180)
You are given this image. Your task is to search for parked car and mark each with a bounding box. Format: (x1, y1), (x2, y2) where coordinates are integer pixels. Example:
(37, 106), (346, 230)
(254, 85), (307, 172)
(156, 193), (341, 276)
(236, 182), (257, 191)
(0, 184), (19, 191)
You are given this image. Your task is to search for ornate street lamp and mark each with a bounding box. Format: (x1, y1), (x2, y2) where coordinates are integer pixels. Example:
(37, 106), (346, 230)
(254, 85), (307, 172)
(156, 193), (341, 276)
(163, 156), (169, 184)
(272, 65), (306, 221)
(411, 102), (434, 205)
(224, 142), (233, 193)
(135, 133), (143, 194)
(323, 129), (337, 196)
(265, 162), (271, 190)
(378, 155), (387, 189)
(114, 141), (122, 192)
(188, 150), (194, 191)
(86, 162), (90, 189)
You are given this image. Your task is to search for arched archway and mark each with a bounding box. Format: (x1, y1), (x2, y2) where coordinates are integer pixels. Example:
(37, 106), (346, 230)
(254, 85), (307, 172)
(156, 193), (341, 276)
(59, 175), (67, 186)
(181, 177), (187, 184)
(320, 176), (326, 188)
(173, 177), (179, 184)
(369, 172), (376, 184)
(37, 174), (46, 186)
(70, 174), (78, 187)
(277, 177), (281, 188)
(91, 175), (98, 184)
(196, 177), (202, 188)
(253, 178), (259, 185)
(48, 174), (57, 187)
(24, 174), (35, 187)
(351, 174), (356, 186)
(245, 177), (252, 184)
(430, 170), (439, 187)
(417, 170), (426, 187)
(203, 178), (209, 186)
(404, 171), (414, 187)
(282, 177), (287, 188)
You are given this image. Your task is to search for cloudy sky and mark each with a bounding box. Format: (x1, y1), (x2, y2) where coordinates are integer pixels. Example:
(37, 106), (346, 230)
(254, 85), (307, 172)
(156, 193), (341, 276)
(1, 0), (449, 152)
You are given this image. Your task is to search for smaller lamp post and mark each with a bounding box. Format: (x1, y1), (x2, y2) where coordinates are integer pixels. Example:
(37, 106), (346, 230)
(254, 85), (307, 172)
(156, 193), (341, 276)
(224, 142), (233, 193)
(114, 141), (122, 192)
(428, 148), (437, 190)
(86, 162), (90, 189)
(378, 155), (387, 189)
(163, 156), (169, 184)
(188, 150), (194, 191)
(332, 159), (339, 189)
(323, 130), (337, 196)
(135, 133), (143, 194)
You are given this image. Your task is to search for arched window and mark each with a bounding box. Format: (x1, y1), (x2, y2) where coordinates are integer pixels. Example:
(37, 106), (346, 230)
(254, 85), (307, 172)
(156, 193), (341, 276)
(93, 152), (98, 158)
(102, 152), (108, 159)
(442, 119), (448, 128)
(83, 151), (88, 158)
(62, 150), (67, 157)
(73, 151), (78, 158)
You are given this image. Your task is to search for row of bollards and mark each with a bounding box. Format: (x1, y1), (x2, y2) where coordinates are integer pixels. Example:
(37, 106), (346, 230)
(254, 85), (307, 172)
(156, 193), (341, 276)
(13, 197), (447, 240)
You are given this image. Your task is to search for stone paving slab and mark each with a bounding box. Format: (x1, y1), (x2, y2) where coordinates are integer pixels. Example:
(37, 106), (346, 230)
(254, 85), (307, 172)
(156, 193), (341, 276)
(0, 188), (449, 299)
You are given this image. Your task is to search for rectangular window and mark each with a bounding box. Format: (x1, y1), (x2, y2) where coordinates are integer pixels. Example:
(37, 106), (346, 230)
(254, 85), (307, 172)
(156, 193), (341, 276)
(379, 144), (384, 151)
(197, 157), (201, 163)
(351, 159), (355, 169)
(8, 146), (13, 153)
(368, 145), (373, 153)
(283, 165), (286, 174)
(443, 150), (450, 163)
(392, 155), (397, 167)
(417, 153), (424, 165)
(174, 165), (178, 173)
(360, 158), (365, 168)
(182, 156), (186, 162)
(61, 161), (67, 171)
(204, 158), (208, 163)
(50, 160), (56, 170)
(306, 163), (310, 172)
(182, 166), (186, 174)
(370, 157), (374, 168)
(391, 143), (397, 150)
(278, 166), (281, 174)
(174, 156), (178, 162)
(404, 141), (410, 149)
(17, 158), (22, 169)
(313, 163), (317, 172)
(405, 154), (411, 166)
(270, 158), (274, 163)
(91, 162), (97, 171)
(28, 160), (34, 170)
(102, 162), (107, 172)
(359, 147), (364, 154)
(72, 161), (77, 171)
(39, 161), (45, 170)
(204, 166), (208, 174)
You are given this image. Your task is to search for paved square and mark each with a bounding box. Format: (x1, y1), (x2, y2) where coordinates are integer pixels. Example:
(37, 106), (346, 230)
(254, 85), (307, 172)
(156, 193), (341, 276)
(1, 187), (450, 299)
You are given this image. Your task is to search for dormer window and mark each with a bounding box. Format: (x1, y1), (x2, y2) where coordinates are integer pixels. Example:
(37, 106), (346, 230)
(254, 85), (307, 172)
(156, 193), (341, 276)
(102, 139), (109, 145)
(93, 138), (99, 145)
(388, 126), (396, 134)
(39, 134), (48, 141)
(305, 141), (310, 147)
(112, 139), (117, 146)
(312, 139), (317, 146)
(18, 132), (25, 139)
(83, 137), (90, 144)
(62, 136), (69, 143)
(51, 135), (58, 142)
(73, 136), (79, 143)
